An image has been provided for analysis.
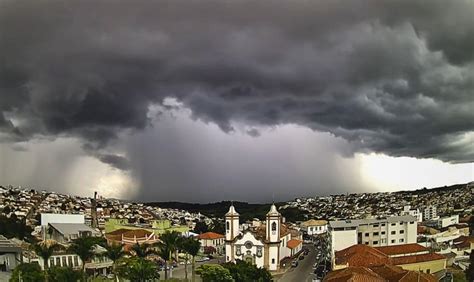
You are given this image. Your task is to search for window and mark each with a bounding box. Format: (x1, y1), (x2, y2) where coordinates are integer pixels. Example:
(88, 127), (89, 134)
(365, 242), (369, 245)
(373, 241), (378, 245)
(236, 246), (242, 256)
(399, 222), (403, 225)
(381, 239), (386, 243)
(365, 233), (369, 237)
(257, 246), (262, 257)
(272, 222), (277, 231)
(391, 231), (396, 235)
(391, 240), (395, 243)
(399, 230), (404, 234)
(373, 232), (379, 236)
(62, 256), (67, 267)
(272, 258), (275, 264)
(381, 231), (386, 235)
(68, 256), (73, 267)
(226, 221), (230, 231)
(74, 256), (79, 267)
(50, 258), (54, 267)
(373, 224), (379, 227)
(56, 257), (60, 266)
(391, 223), (396, 226)
(399, 239), (404, 243)
(409, 221), (414, 224)
(426, 269), (430, 274)
(381, 223), (386, 227)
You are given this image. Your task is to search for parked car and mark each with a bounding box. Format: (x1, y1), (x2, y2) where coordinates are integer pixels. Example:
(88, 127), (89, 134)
(291, 260), (299, 267)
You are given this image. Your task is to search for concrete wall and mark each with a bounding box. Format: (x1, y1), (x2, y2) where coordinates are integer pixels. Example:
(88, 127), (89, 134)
(398, 258), (446, 274)
(41, 213), (85, 226)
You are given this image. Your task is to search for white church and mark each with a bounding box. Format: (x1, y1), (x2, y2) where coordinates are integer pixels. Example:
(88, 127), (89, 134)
(224, 203), (303, 271)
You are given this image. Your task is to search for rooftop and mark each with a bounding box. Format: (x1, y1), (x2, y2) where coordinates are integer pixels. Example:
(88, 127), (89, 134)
(329, 215), (417, 228)
(198, 232), (225, 240)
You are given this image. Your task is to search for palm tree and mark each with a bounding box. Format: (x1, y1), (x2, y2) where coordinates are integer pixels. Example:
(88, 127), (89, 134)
(104, 242), (126, 282)
(130, 242), (157, 258)
(68, 237), (100, 281)
(155, 231), (180, 280)
(179, 237), (199, 281)
(32, 240), (64, 282)
(184, 238), (201, 281)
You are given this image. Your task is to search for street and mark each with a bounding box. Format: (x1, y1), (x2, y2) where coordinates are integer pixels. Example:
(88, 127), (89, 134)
(277, 245), (318, 282)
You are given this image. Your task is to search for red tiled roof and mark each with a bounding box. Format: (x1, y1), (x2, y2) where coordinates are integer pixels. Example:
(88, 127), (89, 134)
(375, 243), (427, 256)
(286, 239), (302, 249)
(335, 245), (391, 267)
(198, 232), (225, 240)
(392, 253), (446, 265)
(324, 266), (385, 282)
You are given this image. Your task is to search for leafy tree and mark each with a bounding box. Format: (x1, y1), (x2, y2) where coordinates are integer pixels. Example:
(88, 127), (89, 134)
(197, 264), (234, 282)
(178, 236), (201, 281)
(0, 214), (34, 242)
(32, 240), (64, 282)
(210, 221), (225, 235)
(68, 237), (102, 280)
(155, 231), (180, 280)
(48, 266), (82, 282)
(9, 263), (45, 282)
(116, 257), (159, 282)
(103, 242), (126, 281)
(223, 260), (272, 282)
(194, 221), (209, 234)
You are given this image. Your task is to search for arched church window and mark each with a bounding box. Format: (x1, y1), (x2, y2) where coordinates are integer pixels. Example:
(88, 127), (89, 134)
(226, 221), (229, 230)
(272, 222), (277, 231)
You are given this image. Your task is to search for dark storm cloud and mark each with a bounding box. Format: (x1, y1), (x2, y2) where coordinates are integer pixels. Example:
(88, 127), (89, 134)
(96, 153), (131, 171)
(0, 0), (473, 166)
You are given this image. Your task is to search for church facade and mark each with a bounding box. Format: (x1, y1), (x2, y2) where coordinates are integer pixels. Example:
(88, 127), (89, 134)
(224, 204), (303, 271)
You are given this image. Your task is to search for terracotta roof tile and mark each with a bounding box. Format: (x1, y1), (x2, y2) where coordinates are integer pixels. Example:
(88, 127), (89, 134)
(287, 239), (302, 249)
(375, 243), (428, 256)
(198, 232), (225, 240)
(335, 244), (391, 267)
(391, 253), (446, 265)
(324, 266), (385, 282)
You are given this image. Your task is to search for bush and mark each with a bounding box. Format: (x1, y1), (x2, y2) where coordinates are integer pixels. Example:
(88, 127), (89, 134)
(197, 264), (234, 282)
(222, 260), (272, 282)
(10, 263), (45, 282)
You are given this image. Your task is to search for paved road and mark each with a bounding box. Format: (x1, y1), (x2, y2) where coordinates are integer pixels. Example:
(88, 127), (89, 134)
(158, 258), (222, 281)
(278, 245), (319, 282)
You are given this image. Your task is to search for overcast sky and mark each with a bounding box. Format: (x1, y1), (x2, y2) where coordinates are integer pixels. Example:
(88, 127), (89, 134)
(0, 0), (473, 202)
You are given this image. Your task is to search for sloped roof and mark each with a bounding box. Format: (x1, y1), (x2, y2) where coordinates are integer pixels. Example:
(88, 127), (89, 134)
(198, 232), (225, 240)
(324, 266), (385, 282)
(301, 219), (328, 227)
(375, 243), (427, 256)
(49, 223), (100, 236)
(391, 253), (446, 265)
(335, 244), (391, 267)
(286, 239), (302, 249)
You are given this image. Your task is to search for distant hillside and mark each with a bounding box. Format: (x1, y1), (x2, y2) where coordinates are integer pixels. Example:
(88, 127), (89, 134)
(395, 182), (470, 194)
(146, 201), (309, 222)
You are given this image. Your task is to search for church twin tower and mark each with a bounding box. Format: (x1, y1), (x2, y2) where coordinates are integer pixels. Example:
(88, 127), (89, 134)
(224, 203), (282, 271)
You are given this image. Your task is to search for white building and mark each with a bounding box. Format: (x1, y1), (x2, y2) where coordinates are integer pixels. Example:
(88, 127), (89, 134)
(400, 205), (423, 222)
(424, 205), (438, 221)
(224, 204), (302, 271)
(301, 219), (328, 236)
(437, 215), (459, 229)
(329, 215), (418, 258)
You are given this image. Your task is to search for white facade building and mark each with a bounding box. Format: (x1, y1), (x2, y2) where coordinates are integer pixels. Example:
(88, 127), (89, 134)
(301, 219), (328, 235)
(400, 205), (423, 222)
(329, 215), (418, 258)
(437, 215), (459, 229)
(424, 205), (438, 220)
(224, 204), (302, 271)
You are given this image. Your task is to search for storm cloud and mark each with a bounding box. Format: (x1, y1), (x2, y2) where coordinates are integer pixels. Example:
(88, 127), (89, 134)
(0, 0), (473, 200)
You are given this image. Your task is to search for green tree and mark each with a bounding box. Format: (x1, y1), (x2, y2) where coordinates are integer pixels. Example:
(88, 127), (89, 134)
(48, 266), (82, 282)
(68, 237), (101, 281)
(182, 237), (201, 281)
(155, 231), (180, 280)
(194, 221), (209, 234)
(197, 264), (234, 282)
(103, 242), (126, 281)
(9, 263), (45, 282)
(222, 260), (272, 282)
(130, 242), (157, 258)
(177, 236), (200, 281)
(32, 240), (64, 282)
(116, 257), (159, 282)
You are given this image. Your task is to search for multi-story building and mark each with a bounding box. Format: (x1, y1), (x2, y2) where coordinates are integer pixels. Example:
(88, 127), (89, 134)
(198, 232), (225, 254)
(329, 215), (418, 259)
(437, 215), (459, 229)
(424, 205), (438, 221)
(400, 205), (423, 222)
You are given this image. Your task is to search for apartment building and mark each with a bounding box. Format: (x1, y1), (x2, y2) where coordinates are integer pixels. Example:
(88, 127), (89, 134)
(329, 215), (418, 257)
(400, 205), (423, 222)
(424, 205), (438, 221)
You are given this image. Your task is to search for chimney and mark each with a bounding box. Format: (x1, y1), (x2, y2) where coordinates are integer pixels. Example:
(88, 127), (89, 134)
(91, 191), (98, 228)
